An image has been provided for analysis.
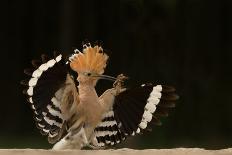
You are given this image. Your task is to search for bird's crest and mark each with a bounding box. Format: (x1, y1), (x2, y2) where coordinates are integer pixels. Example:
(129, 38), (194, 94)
(70, 44), (109, 75)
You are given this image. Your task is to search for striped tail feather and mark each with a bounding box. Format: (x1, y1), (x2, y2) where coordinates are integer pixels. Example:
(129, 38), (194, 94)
(21, 52), (74, 143)
(91, 84), (178, 148)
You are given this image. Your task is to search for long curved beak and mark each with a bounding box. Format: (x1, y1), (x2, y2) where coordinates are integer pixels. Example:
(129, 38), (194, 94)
(91, 74), (117, 82)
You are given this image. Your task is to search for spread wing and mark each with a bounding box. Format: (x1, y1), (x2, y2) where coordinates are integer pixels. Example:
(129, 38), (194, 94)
(90, 84), (178, 147)
(21, 53), (79, 144)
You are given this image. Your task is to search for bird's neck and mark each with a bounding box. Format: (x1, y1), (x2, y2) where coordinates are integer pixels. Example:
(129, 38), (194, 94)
(78, 83), (98, 103)
(78, 83), (103, 129)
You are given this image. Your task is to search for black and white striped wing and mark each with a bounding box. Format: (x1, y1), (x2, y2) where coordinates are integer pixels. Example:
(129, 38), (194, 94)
(21, 53), (78, 143)
(91, 110), (125, 147)
(91, 84), (178, 147)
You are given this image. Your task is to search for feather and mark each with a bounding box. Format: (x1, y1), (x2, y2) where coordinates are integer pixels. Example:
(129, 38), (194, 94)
(161, 93), (179, 101)
(151, 116), (162, 126)
(53, 51), (60, 57)
(20, 79), (28, 86)
(24, 68), (33, 76)
(31, 59), (41, 68)
(41, 54), (49, 63)
(161, 85), (176, 92)
(153, 107), (169, 117)
(158, 101), (176, 108)
(70, 45), (108, 75)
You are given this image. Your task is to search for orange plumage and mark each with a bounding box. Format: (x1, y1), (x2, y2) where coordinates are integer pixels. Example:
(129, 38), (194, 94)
(70, 45), (109, 75)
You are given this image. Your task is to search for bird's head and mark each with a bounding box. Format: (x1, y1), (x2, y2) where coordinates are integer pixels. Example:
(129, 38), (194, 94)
(70, 44), (115, 86)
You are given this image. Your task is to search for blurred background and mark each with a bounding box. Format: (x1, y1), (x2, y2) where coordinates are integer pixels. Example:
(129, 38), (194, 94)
(1, 0), (232, 149)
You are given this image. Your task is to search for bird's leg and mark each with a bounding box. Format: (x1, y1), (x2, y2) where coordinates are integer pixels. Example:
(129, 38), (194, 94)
(52, 123), (88, 150)
(113, 74), (128, 94)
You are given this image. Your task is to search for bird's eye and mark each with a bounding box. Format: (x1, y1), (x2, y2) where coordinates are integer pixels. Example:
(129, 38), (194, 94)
(83, 72), (92, 76)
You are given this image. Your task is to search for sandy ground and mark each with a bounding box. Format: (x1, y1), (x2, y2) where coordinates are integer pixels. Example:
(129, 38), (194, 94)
(0, 148), (232, 155)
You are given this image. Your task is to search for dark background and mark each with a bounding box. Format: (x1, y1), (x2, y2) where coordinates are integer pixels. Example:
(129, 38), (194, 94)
(1, 0), (232, 149)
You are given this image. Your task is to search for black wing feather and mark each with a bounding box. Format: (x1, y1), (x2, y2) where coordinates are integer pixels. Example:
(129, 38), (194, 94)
(91, 84), (178, 148)
(21, 53), (77, 143)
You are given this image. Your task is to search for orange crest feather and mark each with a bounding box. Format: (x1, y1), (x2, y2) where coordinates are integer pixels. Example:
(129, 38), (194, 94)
(70, 45), (109, 75)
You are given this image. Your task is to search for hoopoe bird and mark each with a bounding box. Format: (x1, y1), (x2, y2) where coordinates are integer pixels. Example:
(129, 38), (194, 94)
(21, 43), (179, 150)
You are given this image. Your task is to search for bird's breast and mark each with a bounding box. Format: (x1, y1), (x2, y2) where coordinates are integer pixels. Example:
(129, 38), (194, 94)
(78, 85), (103, 125)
